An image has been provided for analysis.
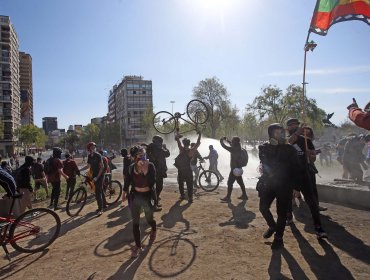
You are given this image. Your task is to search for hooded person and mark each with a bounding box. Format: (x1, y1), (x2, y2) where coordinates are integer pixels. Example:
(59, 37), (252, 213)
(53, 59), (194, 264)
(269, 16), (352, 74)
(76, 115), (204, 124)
(144, 135), (170, 210)
(15, 155), (35, 213)
(174, 131), (201, 203)
(220, 136), (248, 202)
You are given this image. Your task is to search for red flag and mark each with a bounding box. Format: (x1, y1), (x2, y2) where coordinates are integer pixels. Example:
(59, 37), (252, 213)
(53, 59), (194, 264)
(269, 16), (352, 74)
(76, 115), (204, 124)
(310, 0), (370, 35)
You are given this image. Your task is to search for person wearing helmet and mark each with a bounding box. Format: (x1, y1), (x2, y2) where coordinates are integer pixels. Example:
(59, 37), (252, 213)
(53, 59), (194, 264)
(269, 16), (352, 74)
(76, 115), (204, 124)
(347, 99), (370, 130)
(48, 147), (69, 210)
(143, 135), (170, 211)
(286, 118), (327, 239)
(80, 142), (106, 215)
(174, 131), (202, 203)
(220, 136), (248, 202)
(257, 123), (301, 249)
(123, 145), (157, 258)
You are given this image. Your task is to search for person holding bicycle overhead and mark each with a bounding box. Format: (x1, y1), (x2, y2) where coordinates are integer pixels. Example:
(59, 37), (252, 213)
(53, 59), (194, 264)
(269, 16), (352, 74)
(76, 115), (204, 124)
(123, 145), (157, 258)
(80, 142), (106, 216)
(220, 136), (248, 202)
(174, 131), (201, 203)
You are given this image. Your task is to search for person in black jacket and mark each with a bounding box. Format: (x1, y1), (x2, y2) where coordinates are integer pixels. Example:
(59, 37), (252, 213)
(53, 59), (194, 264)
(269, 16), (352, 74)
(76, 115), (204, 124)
(286, 118), (327, 239)
(258, 124), (300, 249)
(123, 145), (157, 258)
(220, 136), (248, 202)
(14, 155), (35, 213)
(144, 135), (170, 211)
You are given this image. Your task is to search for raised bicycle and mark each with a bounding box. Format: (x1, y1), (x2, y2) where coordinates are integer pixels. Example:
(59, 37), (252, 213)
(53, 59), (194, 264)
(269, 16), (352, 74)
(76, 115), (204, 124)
(153, 99), (209, 135)
(0, 193), (61, 260)
(66, 173), (122, 217)
(196, 160), (220, 192)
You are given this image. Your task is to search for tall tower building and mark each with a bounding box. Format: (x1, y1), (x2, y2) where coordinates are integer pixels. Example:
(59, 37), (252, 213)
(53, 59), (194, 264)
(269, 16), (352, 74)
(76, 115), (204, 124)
(110, 75), (153, 146)
(19, 51), (33, 125)
(42, 117), (58, 135)
(0, 15), (20, 156)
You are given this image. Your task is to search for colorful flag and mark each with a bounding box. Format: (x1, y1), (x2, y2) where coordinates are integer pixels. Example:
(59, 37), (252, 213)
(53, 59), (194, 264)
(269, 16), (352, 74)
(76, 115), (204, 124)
(310, 0), (370, 35)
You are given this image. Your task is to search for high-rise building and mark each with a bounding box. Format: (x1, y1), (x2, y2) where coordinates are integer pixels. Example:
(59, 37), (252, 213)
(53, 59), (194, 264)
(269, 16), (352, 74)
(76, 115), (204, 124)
(0, 15), (20, 156)
(42, 117), (57, 135)
(19, 51), (33, 125)
(108, 75), (153, 146)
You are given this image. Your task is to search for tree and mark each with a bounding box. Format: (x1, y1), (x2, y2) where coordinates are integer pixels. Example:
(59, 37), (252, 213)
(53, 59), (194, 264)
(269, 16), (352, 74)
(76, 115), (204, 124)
(192, 76), (231, 138)
(15, 124), (46, 153)
(64, 131), (80, 152)
(246, 84), (326, 133)
(80, 124), (100, 145)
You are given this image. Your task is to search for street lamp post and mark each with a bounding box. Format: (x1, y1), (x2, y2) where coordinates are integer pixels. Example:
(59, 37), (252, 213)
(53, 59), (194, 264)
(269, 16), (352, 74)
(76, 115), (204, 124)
(170, 101), (175, 115)
(302, 40), (317, 122)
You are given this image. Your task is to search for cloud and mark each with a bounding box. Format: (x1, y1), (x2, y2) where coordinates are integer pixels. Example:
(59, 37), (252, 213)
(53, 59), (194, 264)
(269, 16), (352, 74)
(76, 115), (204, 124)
(309, 87), (370, 94)
(266, 65), (370, 77)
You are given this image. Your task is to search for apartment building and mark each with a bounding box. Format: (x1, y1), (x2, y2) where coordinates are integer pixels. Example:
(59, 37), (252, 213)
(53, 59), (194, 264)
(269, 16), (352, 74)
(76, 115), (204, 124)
(108, 75), (153, 146)
(42, 117), (58, 135)
(19, 51), (33, 125)
(0, 15), (20, 156)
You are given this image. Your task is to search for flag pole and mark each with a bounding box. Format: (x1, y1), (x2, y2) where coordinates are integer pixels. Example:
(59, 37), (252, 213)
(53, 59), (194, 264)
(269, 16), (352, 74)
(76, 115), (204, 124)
(302, 31), (316, 163)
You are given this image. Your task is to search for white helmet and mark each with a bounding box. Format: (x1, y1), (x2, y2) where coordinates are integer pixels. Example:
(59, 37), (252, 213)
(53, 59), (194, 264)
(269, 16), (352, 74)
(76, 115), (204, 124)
(233, 168), (243, 177)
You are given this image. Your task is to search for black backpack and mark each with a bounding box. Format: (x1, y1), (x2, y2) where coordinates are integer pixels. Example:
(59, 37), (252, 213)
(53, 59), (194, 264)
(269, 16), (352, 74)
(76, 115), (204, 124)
(240, 148), (249, 167)
(174, 150), (191, 171)
(43, 158), (54, 175)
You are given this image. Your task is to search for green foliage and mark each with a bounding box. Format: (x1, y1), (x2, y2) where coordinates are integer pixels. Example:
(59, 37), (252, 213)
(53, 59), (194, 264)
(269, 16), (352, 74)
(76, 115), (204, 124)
(64, 131), (80, 152)
(80, 123), (100, 145)
(192, 76), (232, 138)
(16, 124), (46, 150)
(245, 84), (327, 138)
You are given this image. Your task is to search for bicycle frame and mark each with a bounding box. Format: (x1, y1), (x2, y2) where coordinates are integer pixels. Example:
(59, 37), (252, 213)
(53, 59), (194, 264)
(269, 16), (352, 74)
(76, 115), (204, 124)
(173, 112), (200, 136)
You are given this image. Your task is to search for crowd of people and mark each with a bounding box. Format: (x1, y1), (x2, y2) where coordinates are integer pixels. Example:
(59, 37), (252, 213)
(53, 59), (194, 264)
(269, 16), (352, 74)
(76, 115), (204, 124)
(1, 112), (369, 258)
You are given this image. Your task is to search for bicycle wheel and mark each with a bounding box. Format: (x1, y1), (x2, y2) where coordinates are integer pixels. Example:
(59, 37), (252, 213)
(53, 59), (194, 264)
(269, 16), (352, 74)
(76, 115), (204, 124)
(9, 208), (61, 253)
(153, 111), (176, 134)
(104, 180), (122, 205)
(198, 170), (219, 192)
(66, 187), (87, 217)
(186, 99), (209, 125)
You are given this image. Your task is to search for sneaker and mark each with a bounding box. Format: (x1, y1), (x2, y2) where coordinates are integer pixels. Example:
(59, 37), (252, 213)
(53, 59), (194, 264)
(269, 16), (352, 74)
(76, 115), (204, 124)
(315, 227), (328, 239)
(263, 227), (276, 239)
(149, 230), (157, 244)
(238, 194), (248, 200)
(318, 206), (328, 211)
(95, 209), (103, 215)
(271, 238), (284, 250)
(131, 246), (142, 258)
(220, 196), (231, 202)
(220, 177), (224, 182)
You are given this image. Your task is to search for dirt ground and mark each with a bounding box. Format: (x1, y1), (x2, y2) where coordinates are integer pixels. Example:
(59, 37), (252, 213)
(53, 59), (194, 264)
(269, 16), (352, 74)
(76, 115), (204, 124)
(1, 163), (370, 280)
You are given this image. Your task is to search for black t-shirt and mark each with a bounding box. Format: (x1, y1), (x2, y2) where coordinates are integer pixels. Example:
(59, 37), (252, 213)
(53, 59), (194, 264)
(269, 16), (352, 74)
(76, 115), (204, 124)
(87, 152), (103, 177)
(32, 162), (44, 179)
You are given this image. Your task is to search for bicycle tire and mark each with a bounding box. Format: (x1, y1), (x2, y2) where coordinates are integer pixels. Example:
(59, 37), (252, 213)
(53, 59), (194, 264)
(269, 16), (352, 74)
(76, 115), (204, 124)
(9, 208), (61, 253)
(186, 99), (209, 125)
(153, 111), (176, 134)
(198, 170), (219, 192)
(66, 187), (87, 217)
(104, 180), (122, 205)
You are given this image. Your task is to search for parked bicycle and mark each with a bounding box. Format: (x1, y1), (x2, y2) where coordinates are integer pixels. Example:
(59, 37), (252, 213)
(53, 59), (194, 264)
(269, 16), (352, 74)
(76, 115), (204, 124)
(66, 173), (122, 217)
(0, 193), (61, 260)
(153, 99), (209, 135)
(196, 160), (220, 192)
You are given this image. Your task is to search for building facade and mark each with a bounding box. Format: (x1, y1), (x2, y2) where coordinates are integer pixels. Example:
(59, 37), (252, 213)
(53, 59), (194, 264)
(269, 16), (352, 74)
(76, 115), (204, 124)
(19, 51), (33, 125)
(108, 76), (153, 146)
(42, 117), (58, 135)
(0, 15), (20, 156)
